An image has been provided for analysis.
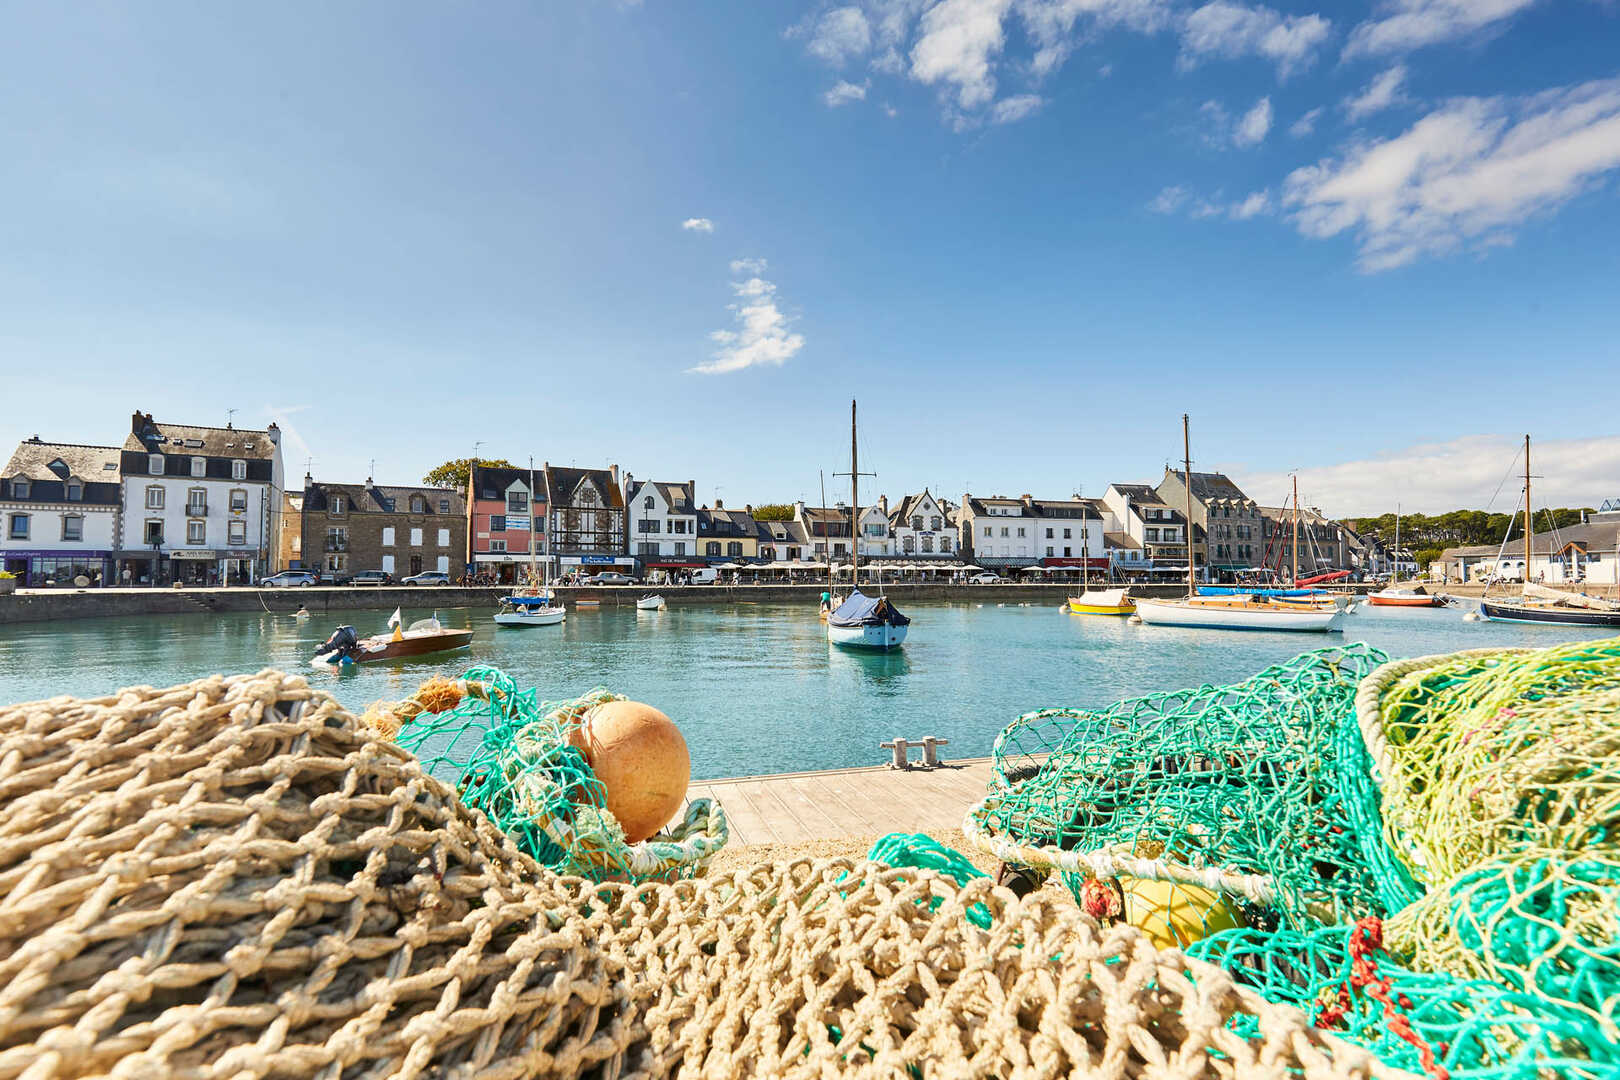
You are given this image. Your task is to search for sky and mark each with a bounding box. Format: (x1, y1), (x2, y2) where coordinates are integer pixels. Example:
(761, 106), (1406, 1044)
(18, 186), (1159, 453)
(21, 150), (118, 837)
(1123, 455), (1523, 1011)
(1, 1), (1617, 518)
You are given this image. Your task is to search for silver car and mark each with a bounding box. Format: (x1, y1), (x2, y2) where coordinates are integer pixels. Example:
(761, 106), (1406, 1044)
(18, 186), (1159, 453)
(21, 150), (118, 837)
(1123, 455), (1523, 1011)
(260, 570), (317, 587)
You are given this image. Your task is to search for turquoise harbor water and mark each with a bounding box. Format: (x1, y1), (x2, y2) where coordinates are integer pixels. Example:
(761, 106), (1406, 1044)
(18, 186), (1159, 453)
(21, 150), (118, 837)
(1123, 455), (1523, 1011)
(2, 599), (1614, 780)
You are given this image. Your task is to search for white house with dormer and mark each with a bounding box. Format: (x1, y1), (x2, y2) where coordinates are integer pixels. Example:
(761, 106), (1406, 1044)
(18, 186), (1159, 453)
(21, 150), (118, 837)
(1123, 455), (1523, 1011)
(624, 476), (701, 570)
(1, 439), (124, 586)
(888, 490), (955, 560)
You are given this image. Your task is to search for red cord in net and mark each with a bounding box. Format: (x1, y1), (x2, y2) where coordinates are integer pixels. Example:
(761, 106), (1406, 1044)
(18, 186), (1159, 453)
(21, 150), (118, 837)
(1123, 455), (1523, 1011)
(1315, 916), (1449, 1080)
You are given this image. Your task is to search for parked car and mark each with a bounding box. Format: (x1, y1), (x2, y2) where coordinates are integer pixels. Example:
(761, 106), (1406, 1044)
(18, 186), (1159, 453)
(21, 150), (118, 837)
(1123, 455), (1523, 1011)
(968, 572), (1006, 584)
(400, 570), (451, 586)
(260, 570), (317, 587)
(584, 572), (635, 585)
(344, 569), (395, 586)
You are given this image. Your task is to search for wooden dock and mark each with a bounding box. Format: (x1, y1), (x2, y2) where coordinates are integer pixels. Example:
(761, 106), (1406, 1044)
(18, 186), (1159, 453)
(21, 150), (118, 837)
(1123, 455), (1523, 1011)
(687, 757), (996, 846)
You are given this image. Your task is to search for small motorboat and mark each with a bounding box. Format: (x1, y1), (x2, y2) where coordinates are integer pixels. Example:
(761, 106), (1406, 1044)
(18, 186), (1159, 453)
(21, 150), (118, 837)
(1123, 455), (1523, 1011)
(1067, 588), (1135, 616)
(826, 589), (910, 650)
(313, 612), (473, 665)
(494, 593), (566, 627)
(636, 594), (666, 611)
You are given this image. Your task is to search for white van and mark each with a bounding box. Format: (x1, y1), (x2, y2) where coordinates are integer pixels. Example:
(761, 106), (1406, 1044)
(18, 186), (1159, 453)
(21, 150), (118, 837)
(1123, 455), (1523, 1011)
(689, 568), (719, 585)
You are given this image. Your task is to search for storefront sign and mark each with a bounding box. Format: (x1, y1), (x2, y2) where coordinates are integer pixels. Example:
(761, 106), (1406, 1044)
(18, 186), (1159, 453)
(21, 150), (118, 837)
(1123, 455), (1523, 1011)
(504, 515), (530, 530)
(172, 551), (215, 561)
(562, 555), (635, 566)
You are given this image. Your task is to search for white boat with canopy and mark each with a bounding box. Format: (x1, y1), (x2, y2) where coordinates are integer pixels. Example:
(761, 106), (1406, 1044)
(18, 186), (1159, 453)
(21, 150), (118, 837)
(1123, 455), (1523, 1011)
(494, 458), (566, 628)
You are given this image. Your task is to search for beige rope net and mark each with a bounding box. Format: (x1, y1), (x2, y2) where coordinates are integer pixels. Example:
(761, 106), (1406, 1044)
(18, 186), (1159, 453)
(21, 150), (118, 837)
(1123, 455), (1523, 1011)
(0, 671), (1388, 1080)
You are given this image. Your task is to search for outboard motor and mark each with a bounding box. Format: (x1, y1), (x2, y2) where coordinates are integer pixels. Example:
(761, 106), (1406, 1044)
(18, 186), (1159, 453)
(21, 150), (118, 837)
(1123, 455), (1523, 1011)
(316, 625), (360, 664)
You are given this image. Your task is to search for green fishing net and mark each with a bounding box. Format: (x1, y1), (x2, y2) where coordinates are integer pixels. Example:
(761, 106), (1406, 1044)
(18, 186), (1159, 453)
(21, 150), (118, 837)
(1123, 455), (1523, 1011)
(393, 666), (726, 882)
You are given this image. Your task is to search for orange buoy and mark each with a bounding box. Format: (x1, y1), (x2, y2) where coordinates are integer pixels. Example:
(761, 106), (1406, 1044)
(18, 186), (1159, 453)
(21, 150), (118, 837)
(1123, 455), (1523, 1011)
(569, 700), (691, 843)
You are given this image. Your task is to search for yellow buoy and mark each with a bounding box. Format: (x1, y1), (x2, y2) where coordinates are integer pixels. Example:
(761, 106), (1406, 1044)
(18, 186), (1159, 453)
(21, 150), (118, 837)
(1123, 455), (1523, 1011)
(1116, 875), (1244, 950)
(569, 700), (691, 844)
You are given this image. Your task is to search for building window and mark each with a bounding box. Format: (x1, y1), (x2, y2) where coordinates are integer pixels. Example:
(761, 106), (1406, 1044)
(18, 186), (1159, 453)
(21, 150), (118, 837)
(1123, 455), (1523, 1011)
(187, 488), (207, 515)
(931, 516), (942, 530)
(490, 514), (506, 531)
(10, 479), (29, 499)
(489, 539), (506, 552)
(145, 486), (164, 510)
(1045, 528), (1053, 539)
(674, 542), (685, 556)
(983, 526), (991, 537)
(190, 457), (206, 478)
(330, 496), (345, 514)
(230, 489), (247, 511)
(144, 520), (163, 545)
(7, 514), (28, 539)
(706, 541), (721, 556)
(229, 520), (246, 545)
(1046, 546), (1054, 557)
(507, 491), (527, 513)
(1017, 527), (1026, 537)
(231, 459), (246, 480)
(1063, 528), (1072, 539)
(728, 541), (743, 556)
(1000, 527), (1009, 537)
(921, 536), (933, 553)
(638, 541), (659, 556)
(644, 495), (655, 510)
(903, 535), (915, 554)
(671, 520), (687, 534)
(149, 454), (163, 474)
(325, 554), (348, 572)
(941, 536), (951, 552)
(61, 515), (83, 541)
(412, 495), (427, 513)
(382, 527), (395, 546)
(410, 527), (423, 546)
(437, 528), (449, 546)
(439, 498), (450, 513)
(187, 520), (205, 544)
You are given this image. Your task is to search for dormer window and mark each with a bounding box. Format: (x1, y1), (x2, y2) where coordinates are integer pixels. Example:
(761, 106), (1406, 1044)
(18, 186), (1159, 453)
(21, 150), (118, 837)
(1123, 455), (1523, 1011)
(411, 495), (426, 513)
(11, 478), (28, 499)
(190, 456), (206, 477)
(231, 459), (246, 480)
(66, 481), (82, 501)
(505, 490), (526, 514)
(149, 454), (164, 475)
(330, 495), (345, 514)
(644, 495), (655, 510)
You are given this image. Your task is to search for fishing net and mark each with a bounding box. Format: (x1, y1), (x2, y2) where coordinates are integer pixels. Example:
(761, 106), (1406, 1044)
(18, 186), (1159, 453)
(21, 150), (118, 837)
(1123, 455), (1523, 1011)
(368, 667), (727, 883)
(0, 671), (1391, 1080)
(965, 637), (1620, 1080)
(965, 644), (1392, 931)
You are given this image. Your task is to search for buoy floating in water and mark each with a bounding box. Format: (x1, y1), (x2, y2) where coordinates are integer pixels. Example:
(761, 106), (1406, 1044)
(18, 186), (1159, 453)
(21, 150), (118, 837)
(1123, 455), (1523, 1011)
(569, 700), (691, 843)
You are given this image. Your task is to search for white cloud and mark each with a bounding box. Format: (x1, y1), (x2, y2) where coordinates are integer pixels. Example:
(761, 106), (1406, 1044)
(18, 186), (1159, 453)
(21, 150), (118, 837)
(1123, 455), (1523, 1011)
(1178, 1), (1332, 78)
(1150, 183), (1270, 218)
(1235, 96), (1273, 145)
(1289, 106), (1325, 137)
(693, 265), (806, 375)
(988, 93), (1046, 124)
(1149, 185), (1189, 212)
(1344, 0), (1536, 60)
(1098, 62), (1114, 77)
(1230, 434), (1620, 517)
(1014, 0), (1172, 79)
(824, 79), (871, 106)
(882, 102), (900, 117)
(1344, 64), (1411, 121)
(802, 6), (874, 65)
(1283, 76), (1620, 271)
(681, 217), (715, 233)
(909, 0), (1014, 110)
(1229, 190), (1271, 218)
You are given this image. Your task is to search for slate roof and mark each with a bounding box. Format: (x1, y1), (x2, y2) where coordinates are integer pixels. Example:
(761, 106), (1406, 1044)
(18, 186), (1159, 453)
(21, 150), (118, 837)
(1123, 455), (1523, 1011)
(4, 440), (122, 482)
(1104, 531), (1142, 549)
(628, 479), (696, 514)
(758, 519), (809, 544)
(1165, 470), (1254, 504)
(303, 482), (464, 515)
(471, 465), (544, 501)
(1444, 523), (1620, 558)
(963, 495), (1102, 520)
(545, 465), (623, 509)
(124, 413), (278, 459)
(698, 507), (758, 537)
(889, 491), (944, 527)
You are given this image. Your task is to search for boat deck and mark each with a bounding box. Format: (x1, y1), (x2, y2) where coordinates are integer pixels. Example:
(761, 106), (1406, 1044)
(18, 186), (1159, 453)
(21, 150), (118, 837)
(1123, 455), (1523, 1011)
(686, 757), (995, 846)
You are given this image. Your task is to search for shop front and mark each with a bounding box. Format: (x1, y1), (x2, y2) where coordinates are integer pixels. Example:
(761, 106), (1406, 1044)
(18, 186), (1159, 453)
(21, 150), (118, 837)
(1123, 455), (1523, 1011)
(474, 552), (556, 585)
(0, 549), (114, 587)
(559, 554), (636, 581)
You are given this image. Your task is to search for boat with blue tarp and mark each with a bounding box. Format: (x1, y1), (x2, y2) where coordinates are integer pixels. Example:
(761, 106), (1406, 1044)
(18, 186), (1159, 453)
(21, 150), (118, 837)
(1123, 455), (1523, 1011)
(495, 592), (566, 627)
(826, 590), (910, 650)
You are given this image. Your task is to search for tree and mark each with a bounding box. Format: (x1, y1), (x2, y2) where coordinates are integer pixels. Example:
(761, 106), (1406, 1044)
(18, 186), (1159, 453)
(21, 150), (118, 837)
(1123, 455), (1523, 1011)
(752, 504), (794, 521)
(423, 457), (515, 492)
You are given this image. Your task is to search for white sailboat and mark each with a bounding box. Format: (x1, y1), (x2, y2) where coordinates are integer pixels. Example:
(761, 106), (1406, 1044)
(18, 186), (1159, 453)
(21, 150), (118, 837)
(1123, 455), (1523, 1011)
(1067, 490), (1134, 615)
(827, 400), (909, 650)
(1367, 502), (1447, 607)
(494, 458), (567, 628)
(1134, 416), (1345, 633)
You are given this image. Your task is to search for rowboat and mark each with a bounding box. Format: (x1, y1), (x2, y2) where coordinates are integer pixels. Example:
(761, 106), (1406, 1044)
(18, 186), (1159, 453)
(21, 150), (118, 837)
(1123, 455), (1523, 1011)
(494, 594), (566, 627)
(827, 589), (910, 650)
(313, 614), (473, 665)
(1366, 588), (1448, 608)
(1067, 588), (1135, 616)
(1134, 595), (1346, 632)
(636, 594), (667, 611)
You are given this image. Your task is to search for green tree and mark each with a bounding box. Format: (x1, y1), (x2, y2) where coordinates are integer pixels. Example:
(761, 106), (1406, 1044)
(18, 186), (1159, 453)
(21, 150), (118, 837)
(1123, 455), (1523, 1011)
(751, 503), (794, 521)
(423, 457), (515, 492)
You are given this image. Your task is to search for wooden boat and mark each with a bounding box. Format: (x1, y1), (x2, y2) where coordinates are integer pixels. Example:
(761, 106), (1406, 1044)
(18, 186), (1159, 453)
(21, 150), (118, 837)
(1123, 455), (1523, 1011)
(1067, 588), (1135, 616)
(636, 594), (666, 611)
(1477, 438), (1620, 627)
(1135, 595), (1345, 632)
(314, 615), (473, 665)
(1135, 417), (1343, 634)
(494, 593), (566, 627)
(1366, 588), (1447, 608)
(827, 589), (910, 650)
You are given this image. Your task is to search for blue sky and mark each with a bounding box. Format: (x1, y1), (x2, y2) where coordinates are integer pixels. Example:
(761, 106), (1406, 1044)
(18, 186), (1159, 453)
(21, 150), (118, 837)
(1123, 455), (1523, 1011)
(2, 1), (1617, 516)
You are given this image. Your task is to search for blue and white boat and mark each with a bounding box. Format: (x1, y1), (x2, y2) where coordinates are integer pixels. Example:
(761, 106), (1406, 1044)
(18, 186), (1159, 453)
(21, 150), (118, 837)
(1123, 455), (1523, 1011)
(826, 590), (910, 650)
(494, 592), (566, 627)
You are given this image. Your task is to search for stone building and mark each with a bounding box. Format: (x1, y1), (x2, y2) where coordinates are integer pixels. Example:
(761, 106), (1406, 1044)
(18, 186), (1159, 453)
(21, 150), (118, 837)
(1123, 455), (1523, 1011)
(297, 478), (466, 580)
(1155, 469), (1260, 578)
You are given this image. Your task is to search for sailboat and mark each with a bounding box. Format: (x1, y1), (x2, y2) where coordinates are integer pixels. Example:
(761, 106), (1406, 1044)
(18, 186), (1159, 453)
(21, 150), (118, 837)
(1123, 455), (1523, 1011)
(494, 459), (567, 628)
(1478, 436), (1620, 627)
(1134, 416), (1346, 633)
(1067, 492), (1134, 615)
(827, 400), (910, 650)
(1367, 503), (1447, 607)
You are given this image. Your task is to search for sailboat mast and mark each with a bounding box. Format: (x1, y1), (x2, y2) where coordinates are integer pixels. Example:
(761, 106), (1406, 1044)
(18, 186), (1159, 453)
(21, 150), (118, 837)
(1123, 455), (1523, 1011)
(1292, 474), (1300, 585)
(1524, 434), (1533, 581)
(1392, 503), (1400, 586)
(1080, 484), (1088, 590)
(820, 468), (831, 593)
(1183, 414), (1195, 598)
(528, 456), (538, 587)
(850, 400), (859, 588)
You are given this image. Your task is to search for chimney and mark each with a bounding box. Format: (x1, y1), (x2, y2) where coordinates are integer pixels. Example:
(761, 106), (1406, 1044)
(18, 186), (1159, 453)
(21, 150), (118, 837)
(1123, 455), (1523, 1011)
(610, 464), (621, 490)
(716, 498), (724, 509)
(745, 503), (753, 514)
(879, 494), (888, 514)
(266, 422), (280, 445)
(794, 499), (806, 519)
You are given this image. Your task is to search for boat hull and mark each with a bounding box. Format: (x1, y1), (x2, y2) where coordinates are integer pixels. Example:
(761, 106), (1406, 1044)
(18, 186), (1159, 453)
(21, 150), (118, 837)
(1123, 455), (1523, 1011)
(1478, 599), (1620, 627)
(318, 628), (475, 663)
(1067, 588), (1134, 615)
(1134, 598), (1344, 632)
(494, 609), (565, 627)
(1367, 591), (1446, 608)
(636, 596), (666, 610)
(827, 621), (909, 650)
